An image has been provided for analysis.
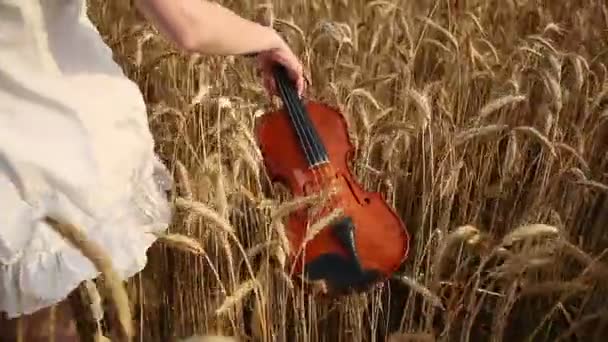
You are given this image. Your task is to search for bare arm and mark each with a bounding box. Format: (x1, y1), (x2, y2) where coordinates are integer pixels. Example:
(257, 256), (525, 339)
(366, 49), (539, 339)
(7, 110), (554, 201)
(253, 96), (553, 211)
(134, 0), (286, 55)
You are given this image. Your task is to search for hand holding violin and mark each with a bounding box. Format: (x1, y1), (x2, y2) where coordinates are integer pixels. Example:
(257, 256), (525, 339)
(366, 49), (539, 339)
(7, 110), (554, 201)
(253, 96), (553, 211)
(134, 0), (305, 96)
(256, 38), (305, 98)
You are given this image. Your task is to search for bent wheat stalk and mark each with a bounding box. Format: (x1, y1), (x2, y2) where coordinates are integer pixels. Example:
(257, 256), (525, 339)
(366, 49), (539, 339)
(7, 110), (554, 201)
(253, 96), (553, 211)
(44, 216), (133, 342)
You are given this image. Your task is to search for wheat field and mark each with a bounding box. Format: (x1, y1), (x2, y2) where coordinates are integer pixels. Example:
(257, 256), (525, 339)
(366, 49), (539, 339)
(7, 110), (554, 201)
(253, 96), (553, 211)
(83, 0), (608, 341)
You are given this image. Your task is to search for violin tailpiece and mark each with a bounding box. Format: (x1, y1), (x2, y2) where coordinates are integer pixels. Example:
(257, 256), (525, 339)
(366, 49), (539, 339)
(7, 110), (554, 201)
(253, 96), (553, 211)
(302, 216), (383, 294)
(331, 217), (362, 273)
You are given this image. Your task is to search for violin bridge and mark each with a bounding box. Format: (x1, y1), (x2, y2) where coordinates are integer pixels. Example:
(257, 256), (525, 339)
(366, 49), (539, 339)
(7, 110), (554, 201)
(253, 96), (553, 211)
(308, 159), (330, 169)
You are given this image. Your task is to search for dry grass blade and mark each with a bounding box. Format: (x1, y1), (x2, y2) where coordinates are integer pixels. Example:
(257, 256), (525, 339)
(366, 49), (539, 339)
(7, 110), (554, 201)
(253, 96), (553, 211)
(555, 142), (591, 174)
(542, 70), (563, 113)
(270, 220), (292, 257)
(273, 18), (306, 44)
(560, 241), (608, 279)
(354, 73), (399, 88)
(422, 38), (451, 55)
(501, 223), (560, 246)
(440, 161), (464, 198)
(215, 279), (259, 315)
(174, 160), (193, 200)
(520, 281), (590, 297)
(513, 126), (557, 157)
(394, 274), (444, 310)
(388, 332), (436, 342)
(153, 232), (205, 255)
(43, 217), (133, 341)
(269, 186), (337, 221)
(374, 121), (416, 136)
(287, 208), (346, 276)
(527, 34), (559, 55)
(478, 94), (527, 119)
(575, 179), (608, 192)
(416, 16), (459, 51)
(502, 132), (519, 176)
(179, 335), (238, 342)
(302, 208), (345, 246)
(243, 241), (278, 261)
(432, 225), (480, 282)
(175, 197), (236, 234)
(406, 88), (432, 130)
(345, 88), (382, 110)
(454, 124), (508, 146)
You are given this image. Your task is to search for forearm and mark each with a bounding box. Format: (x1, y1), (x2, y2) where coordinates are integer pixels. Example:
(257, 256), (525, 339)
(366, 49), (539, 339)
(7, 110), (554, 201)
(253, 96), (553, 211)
(134, 0), (285, 55)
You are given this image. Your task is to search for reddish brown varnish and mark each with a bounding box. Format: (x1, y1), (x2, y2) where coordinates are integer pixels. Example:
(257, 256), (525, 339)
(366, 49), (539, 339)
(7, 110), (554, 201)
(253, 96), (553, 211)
(255, 83), (410, 295)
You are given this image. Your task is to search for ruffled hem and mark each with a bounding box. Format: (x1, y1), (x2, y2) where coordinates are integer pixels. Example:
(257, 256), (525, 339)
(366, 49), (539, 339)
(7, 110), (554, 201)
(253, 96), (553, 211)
(0, 0), (174, 318)
(0, 223), (160, 318)
(0, 158), (173, 319)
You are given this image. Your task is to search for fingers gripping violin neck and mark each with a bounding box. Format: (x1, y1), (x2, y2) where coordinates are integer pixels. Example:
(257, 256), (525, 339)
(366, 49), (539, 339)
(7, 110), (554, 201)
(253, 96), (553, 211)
(255, 65), (410, 295)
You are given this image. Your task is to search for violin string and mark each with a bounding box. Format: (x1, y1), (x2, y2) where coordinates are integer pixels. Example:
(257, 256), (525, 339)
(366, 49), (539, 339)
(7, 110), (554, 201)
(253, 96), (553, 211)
(277, 77), (326, 170)
(277, 69), (349, 280)
(276, 66), (351, 284)
(275, 78), (315, 166)
(276, 71), (329, 196)
(284, 87), (340, 205)
(279, 72), (344, 206)
(277, 77), (327, 195)
(288, 89), (328, 164)
(291, 85), (354, 270)
(278, 72), (349, 260)
(277, 77), (329, 225)
(278, 76), (339, 192)
(274, 69), (325, 266)
(275, 70), (323, 166)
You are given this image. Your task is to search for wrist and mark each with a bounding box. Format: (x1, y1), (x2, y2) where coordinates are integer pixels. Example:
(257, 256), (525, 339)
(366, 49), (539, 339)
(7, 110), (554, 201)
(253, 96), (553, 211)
(263, 26), (286, 51)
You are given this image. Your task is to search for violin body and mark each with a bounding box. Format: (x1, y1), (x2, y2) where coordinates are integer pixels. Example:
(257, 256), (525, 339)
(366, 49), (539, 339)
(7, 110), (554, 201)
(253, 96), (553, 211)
(255, 66), (410, 295)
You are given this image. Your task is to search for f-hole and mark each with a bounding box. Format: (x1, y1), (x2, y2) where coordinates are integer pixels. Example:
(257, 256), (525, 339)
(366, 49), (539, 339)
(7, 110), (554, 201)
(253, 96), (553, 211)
(337, 174), (368, 205)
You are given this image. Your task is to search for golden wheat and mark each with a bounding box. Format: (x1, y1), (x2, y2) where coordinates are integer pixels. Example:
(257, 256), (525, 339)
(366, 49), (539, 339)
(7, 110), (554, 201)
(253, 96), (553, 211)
(44, 217), (133, 341)
(77, 0), (608, 340)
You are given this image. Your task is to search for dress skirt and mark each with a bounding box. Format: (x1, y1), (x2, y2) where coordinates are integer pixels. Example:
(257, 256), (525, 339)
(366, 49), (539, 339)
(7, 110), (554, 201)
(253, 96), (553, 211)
(0, 0), (172, 318)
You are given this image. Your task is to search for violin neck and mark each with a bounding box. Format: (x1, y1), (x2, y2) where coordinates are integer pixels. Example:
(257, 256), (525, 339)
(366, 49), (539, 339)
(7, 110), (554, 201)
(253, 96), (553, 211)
(273, 65), (329, 168)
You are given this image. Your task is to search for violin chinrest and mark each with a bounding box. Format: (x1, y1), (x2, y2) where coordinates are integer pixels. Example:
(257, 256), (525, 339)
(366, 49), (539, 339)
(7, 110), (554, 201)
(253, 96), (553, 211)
(304, 253), (383, 294)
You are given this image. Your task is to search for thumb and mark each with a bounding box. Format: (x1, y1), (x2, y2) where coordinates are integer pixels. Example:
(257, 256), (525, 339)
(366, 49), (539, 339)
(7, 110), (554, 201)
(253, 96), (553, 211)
(262, 72), (276, 98)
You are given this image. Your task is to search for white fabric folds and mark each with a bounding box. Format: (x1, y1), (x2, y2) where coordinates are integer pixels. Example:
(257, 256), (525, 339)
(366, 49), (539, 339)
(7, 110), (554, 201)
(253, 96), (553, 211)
(0, 0), (172, 318)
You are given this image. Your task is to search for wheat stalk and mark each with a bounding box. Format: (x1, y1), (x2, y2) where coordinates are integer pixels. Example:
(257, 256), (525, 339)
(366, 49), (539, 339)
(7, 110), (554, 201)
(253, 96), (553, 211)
(44, 217), (133, 341)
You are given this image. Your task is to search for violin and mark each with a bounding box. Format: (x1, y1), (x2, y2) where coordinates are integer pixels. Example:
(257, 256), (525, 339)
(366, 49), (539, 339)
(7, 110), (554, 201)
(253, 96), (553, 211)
(255, 65), (410, 295)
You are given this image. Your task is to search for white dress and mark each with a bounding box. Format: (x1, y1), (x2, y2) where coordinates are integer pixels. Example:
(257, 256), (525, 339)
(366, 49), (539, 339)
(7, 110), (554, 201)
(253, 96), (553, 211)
(0, 0), (172, 318)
